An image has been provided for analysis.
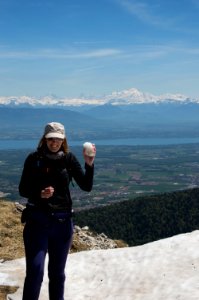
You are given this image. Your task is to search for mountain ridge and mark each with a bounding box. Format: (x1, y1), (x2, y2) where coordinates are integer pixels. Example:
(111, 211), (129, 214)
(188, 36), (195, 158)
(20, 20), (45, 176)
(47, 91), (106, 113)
(0, 87), (198, 107)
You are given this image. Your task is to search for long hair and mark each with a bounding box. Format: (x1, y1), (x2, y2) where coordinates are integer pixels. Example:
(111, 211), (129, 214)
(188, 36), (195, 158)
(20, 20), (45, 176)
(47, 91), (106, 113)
(37, 136), (69, 154)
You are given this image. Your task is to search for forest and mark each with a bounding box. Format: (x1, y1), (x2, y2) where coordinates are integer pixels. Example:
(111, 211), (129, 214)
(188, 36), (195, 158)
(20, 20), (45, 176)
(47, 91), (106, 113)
(74, 187), (199, 246)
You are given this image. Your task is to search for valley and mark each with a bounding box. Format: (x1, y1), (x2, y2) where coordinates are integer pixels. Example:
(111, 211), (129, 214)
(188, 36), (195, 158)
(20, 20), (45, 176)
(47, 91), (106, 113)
(0, 143), (199, 209)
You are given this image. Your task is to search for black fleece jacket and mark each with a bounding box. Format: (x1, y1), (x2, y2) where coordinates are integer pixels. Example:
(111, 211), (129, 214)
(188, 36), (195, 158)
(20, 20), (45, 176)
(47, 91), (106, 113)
(19, 151), (94, 212)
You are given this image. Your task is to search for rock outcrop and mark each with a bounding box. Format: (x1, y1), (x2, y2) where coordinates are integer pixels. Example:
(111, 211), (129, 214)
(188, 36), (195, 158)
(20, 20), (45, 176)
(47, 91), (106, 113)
(71, 225), (124, 252)
(13, 202), (127, 254)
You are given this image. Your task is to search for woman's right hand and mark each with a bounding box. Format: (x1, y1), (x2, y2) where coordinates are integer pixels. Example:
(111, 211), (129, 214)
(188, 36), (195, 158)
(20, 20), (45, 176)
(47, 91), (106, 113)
(83, 143), (96, 166)
(41, 186), (54, 199)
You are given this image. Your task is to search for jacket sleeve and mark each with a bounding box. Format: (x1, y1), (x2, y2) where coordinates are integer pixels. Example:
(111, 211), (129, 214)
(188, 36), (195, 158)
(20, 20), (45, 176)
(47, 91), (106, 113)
(70, 153), (94, 192)
(18, 153), (42, 199)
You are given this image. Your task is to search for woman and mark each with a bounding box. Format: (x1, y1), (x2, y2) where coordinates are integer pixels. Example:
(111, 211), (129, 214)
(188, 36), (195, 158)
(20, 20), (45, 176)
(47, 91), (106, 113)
(19, 122), (95, 300)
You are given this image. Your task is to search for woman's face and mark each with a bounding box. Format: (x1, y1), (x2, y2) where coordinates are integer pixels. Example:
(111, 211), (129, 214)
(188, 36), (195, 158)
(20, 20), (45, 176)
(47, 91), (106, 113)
(46, 138), (63, 152)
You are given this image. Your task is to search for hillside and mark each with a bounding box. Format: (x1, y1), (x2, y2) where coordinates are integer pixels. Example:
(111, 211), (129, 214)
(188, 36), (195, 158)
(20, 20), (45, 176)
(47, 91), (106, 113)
(0, 200), (126, 261)
(1, 187), (199, 259)
(74, 187), (199, 246)
(0, 107), (110, 140)
(1, 187), (199, 261)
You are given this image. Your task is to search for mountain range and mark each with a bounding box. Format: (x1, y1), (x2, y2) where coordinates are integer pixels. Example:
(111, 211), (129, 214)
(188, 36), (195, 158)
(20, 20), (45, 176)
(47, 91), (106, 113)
(0, 88), (199, 141)
(0, 88), (198, 107)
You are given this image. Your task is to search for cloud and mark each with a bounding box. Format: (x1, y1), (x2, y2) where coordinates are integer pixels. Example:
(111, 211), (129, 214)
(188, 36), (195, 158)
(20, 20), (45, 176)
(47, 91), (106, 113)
(0, 48), (122, 60)
(114, 0), (163, 25)
(69, 49), (121, 58)
(113, 0), (182, 30)
(0, 43), (198, 68)
(105, 43), (199, 66)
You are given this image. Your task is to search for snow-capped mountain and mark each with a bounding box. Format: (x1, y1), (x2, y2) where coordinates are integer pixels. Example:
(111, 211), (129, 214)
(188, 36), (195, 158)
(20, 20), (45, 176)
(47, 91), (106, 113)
(0, 88), (198, 107)
(104, 88), (195, 105)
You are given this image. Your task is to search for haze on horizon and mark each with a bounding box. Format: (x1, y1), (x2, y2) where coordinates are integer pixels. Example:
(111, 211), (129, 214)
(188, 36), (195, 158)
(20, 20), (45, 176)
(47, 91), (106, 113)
(0, 0), (198, 99)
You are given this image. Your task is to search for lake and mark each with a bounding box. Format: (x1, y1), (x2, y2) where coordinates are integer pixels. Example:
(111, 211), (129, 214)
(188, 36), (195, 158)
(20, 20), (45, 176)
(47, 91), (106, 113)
(1, 137), (199, 150)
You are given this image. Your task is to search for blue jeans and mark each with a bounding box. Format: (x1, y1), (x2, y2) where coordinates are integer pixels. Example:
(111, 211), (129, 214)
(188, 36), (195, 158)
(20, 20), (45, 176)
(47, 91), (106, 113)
(22, 209), (73, 300)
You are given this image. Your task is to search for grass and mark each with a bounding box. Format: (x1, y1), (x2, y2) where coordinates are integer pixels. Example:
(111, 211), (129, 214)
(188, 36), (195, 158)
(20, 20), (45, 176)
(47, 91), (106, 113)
(0, 286), (18, 300)
(0, 200), (24, 300)
(0, 200), (24, 260)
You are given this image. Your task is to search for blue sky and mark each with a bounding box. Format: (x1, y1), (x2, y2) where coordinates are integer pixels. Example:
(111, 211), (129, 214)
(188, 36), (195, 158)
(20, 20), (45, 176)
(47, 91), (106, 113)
(0, 0), (198, 98)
